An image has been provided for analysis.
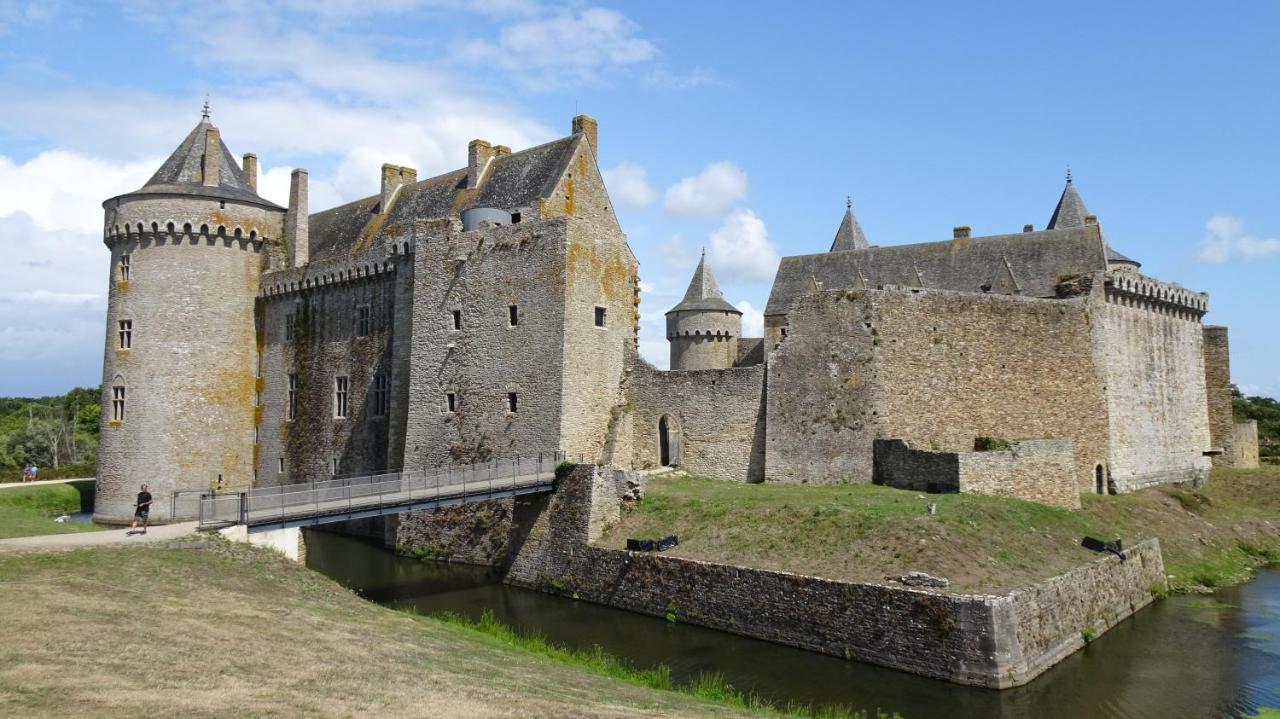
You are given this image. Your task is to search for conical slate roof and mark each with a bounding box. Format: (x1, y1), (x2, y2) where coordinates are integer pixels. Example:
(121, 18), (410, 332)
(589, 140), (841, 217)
(829, 199), (869, 251)
(1047, 175), (1140, 268)
(116, 117), (282, 209)
(667, 252), (740, 314)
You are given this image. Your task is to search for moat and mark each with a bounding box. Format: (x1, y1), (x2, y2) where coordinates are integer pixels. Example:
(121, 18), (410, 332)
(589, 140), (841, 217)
(307, 531), (1280, 719)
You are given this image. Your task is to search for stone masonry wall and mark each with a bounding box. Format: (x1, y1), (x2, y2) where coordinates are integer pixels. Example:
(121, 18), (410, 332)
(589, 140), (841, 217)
(873, 439), (1079, 509)
(622, 361), (766, 482)
(503, 465), (1166, 688)
(1092, 297), (1211, 491)
(872, 439), (960, 493)
(1233, 420), (1260, 469)
(1202, 326), (1236, 466)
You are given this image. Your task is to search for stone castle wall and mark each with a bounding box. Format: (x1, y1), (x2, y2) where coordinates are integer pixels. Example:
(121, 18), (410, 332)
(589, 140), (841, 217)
(1202, 325), (1236, 465)
(873, 439), (1079, 509)
(1233, 420), (1260, 469)
(1092, 293), (1211, 491)
(503, 464), (1165, 688)
(95, 212), (271, 522)
(257, 253), (402, 484)
(766, 288), (1108, 493)
(622, 362), (766, 482)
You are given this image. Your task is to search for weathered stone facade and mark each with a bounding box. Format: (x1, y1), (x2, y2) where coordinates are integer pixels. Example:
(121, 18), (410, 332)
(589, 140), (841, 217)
(873, 438), (1080, 509)
(1203, 325), (1236, 465)
(1233, 420), (1260, 469)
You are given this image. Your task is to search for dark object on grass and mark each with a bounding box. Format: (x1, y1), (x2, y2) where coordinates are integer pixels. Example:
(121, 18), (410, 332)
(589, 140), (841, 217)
(656, 534), (678, 551)
(626, 538), (655, 552)
(1081, 536), (1126, 561)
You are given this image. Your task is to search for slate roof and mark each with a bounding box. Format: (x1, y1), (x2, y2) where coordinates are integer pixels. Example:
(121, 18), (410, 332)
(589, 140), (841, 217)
(117, 119), (282, 209)
(765, 225), (1110, 316)
(668, 252), (740, 314)
(307, 134), (582, 262)
(829, 202), (869, 251)
(1047, 177), (1141, 268)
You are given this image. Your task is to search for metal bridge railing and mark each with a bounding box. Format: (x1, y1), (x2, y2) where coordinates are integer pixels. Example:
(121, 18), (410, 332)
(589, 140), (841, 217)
(197, 452), (564, 529)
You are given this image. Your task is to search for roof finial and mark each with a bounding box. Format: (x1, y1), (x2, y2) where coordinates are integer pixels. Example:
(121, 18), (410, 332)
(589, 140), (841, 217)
(201, 94), (211, 121)
(1066, 165), (1072, 184)
(846, 194), (852, 210)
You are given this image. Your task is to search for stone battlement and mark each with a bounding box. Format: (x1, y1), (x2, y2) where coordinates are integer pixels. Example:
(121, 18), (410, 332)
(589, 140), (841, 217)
(1104, 271), (1207, 321)
(260, 253), (399, 299)
(104, 222), (270, 250)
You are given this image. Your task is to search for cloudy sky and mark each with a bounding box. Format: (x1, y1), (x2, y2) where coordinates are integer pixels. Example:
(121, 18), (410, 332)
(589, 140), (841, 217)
(0, 1), (1277, 397)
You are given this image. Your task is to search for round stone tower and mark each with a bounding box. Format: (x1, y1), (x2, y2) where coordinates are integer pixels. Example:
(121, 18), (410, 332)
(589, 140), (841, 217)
(666, 252), (742, 370)
(95, 109), (285, 523)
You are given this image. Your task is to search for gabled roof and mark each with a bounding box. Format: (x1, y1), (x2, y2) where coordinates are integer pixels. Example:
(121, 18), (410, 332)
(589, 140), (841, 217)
(308, 135), (582, 262)
(117, 118), (282, 209)
(829, 200), (869, 251)
(765, 225), (1109, 316)
(667, 252), (740, 314)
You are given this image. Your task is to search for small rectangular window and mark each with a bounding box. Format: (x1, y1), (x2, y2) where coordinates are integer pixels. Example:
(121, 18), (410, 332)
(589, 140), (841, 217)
(118, 254), (130, 282)
(278, 457), (285, 474)
(331, 458), (339, 475)
(111, 386), (126, 422)
(118, 319), (132, 350)
(287, 374), (298, 421)
(507, 392), (518, 413)
(334, 375), (349, 419)
(372, 373), (389, 417)
(509, 304), (519, 327)
(285, 313), (295, 341)
(451, 309), (462, 330)
(444, 392), (457, 413)
(355, 304), (371, 337)
(511, 212), (521, 224)
(594, 306), (607, 327)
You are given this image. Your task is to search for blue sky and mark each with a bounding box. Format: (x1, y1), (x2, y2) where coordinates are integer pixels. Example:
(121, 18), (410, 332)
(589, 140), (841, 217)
(0, 1), (1276, 397)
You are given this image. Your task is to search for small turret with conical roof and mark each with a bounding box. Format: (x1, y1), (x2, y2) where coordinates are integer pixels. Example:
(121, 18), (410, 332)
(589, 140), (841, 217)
(95, 103), (287, 524)
(1047, 170), (1140, 272)
(829, 196), (869, 252)
(665, 251), (742, 370)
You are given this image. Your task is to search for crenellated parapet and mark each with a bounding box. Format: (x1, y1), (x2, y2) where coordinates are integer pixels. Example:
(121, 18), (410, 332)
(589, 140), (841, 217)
(104, 221), (269, 252)
(260, 251), (400, 299)
(1103, 271), (1207, 322)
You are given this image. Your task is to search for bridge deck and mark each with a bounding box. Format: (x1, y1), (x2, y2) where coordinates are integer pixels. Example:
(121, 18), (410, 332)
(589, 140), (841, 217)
(198, 456), (559, 532)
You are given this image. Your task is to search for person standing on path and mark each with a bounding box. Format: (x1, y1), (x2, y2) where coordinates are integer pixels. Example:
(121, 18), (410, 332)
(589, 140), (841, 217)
(129, 484), (153, 535)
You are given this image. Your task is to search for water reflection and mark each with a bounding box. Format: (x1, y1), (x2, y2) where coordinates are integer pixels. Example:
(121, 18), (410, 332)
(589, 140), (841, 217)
(306, 530), (1280, 718)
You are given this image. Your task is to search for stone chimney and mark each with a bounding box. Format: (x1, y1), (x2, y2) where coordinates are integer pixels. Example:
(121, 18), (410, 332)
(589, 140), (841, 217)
(572, 114), (598, 154)
(1023, 224), (1034, 233)
(202, 127), (221, 187)
(286, 169), (309, 268)
(494, 145), (511, 157)
(242, 153), (258, 192)
(381, 164), (417, 211)
(953, 226), (971, 239)
(1085, 214), (1098, 226)
(467, 140), (495, 189)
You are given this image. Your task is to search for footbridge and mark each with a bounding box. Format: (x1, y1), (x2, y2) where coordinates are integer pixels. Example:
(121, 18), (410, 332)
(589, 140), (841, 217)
(197, 453), (562, 532)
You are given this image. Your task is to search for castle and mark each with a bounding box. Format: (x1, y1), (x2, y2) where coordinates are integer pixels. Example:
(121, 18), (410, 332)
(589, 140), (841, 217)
(93, 111), (1253, 522)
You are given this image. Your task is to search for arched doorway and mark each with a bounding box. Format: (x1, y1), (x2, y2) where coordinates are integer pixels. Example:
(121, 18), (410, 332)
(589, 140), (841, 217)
(1095, 464), (1106, 495)
(658, 415), (681, 467)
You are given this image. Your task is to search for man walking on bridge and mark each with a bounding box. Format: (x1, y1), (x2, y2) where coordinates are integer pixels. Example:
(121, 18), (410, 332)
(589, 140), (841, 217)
(129, 484), (152, 535)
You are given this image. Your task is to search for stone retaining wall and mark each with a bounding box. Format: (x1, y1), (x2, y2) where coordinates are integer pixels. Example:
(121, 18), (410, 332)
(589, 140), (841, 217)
(873, 438), (1080, 509)
(504, 465), (1165, 688)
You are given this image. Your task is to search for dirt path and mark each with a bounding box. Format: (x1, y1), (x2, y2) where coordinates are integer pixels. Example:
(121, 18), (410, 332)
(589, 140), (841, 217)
(0, 521), (200, 552)
(0, 476), (93, 490)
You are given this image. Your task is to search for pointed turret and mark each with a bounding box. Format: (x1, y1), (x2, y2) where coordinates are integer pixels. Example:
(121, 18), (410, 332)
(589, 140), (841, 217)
(666, 252), (742, 370)
(830, 197), (869, 251)
(1046, 171), (1141, 272)
(128, 114), (281, 209)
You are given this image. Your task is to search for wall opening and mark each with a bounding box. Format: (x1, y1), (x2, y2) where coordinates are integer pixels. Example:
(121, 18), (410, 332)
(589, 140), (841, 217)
(1095, 464), (1105, 495)
(658, 415), (680, 467)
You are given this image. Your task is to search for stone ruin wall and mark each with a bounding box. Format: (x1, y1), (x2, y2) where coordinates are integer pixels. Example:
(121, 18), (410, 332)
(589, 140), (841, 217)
(1202, 325), (1236, 466)
(1233, 420), (1260, 469)
(1093, 274), (1211, 491)
(96, 197), (278, 521)
(256, 253), (404, 485)
(873, 439), (1080, 509)
(620, 361), (766, 482)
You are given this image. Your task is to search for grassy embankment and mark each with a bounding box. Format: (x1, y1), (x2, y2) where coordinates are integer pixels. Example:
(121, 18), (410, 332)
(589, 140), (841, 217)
(601, 466), (1280, 593)
(0, 539), (894, 719)
(0, 481), (105, 539)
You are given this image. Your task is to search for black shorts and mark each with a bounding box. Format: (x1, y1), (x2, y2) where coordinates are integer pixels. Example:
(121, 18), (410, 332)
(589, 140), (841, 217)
(135, 509), (149, 519)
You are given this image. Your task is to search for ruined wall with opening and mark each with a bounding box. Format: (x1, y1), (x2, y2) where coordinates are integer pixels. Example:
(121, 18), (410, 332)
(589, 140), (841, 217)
(96, 197), (277, 522)
(873, 439), (1079, 509)
(1093, 276), (1211, 491)
(257, 253), (399, 485)
(1202, 325), (1236, 465)
(622, 361), (766, 482)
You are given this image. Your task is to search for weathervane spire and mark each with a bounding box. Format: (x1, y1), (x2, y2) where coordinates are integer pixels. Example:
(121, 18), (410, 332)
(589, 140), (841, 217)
(1066, 165), (1072, 184)
(201, 94), (211, 121)
(846, 194), (852, 210)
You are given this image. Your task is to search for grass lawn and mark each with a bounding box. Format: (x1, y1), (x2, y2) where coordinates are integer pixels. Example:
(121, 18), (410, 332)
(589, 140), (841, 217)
(601, 466), (1280, 593)
(0, 539), (887, 719)
(0, 481), (106, 540)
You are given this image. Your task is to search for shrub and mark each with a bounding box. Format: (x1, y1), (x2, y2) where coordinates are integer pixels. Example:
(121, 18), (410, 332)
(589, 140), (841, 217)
(973, 436), (1011, 452)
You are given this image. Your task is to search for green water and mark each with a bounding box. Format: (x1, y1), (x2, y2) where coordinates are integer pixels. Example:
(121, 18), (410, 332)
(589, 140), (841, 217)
(306, 530), (1280, 718)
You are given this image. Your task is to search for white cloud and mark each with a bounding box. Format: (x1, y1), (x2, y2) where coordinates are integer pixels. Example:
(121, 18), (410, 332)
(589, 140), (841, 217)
(0, 151), (158, 234)
(456, 8), (656, 89)
(707, 208), (779, 282)
(657, 234), (696, 272)
(663, 161), (748, 219)
(735, 300), (764, 337)
(1197, 214), (1280, 264)
(602, 161), (657, 210)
